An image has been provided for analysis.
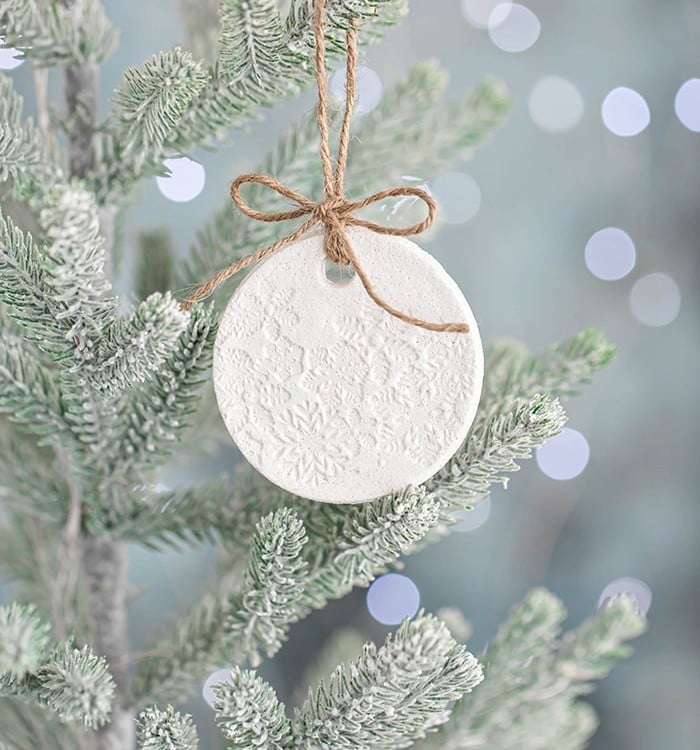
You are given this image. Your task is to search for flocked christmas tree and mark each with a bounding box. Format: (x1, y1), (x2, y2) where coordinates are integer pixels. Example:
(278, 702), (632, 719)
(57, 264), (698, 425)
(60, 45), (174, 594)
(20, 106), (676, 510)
(0, 1), (646, 749)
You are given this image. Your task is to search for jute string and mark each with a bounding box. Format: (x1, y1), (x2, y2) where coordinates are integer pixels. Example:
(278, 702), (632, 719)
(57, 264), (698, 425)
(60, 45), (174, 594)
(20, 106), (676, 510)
(180, 0), (469, 334)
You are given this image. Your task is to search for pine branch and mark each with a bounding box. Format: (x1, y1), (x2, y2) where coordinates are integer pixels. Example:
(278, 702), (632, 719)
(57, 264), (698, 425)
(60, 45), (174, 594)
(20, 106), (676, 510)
(300, 486), (442, 608)
(98, 305), (215, 501)
(35, 643), (115, 729)
(0, 201), (116, 369)
(85, 292), (189, 397)
(558, 594), (647, 688)
(0, 74), (61, 200)
(348, 71), (510, 191)
(0, 696), (80, 750)
(0, 612), (115, 731)
(291, 613), (483, 749)
(38, 183), (115, 354)
(480, 329), (616, 412)
(114, 47), (208, 156)
(291, 628), (367, 707)
(175, 107), (327, 298)
(218, 0), (288, 85)
(136, 705), (199, 750)
(0, 604), (51, 680)
(228, 507), (310, 664)
(0, 333), (72, 441)
(0, 424), (69, 526)
(286, 0), (408, 55)
(92, 0), (406, 203)
(428, 330), (614, 507)
(131, 508), (309, 706)
(174, 64), (509, 303)
(0, 211), (57, 351)
(427, 394), (567, 507)
(214, 668), (292, 749)
(421, 589), (646, 750)
(0, 0), (118, 66)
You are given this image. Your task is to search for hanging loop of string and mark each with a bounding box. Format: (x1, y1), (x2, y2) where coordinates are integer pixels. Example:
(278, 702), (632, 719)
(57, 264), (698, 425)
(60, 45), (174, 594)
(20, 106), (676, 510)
(180, 0), (469, 334)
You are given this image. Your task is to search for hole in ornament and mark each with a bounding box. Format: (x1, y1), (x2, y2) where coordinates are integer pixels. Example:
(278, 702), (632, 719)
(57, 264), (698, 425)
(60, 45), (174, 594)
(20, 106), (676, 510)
(324, 258), (356, 286)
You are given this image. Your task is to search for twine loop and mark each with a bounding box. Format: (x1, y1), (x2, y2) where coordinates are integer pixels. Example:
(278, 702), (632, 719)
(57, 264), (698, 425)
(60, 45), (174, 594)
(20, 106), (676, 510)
(181, 0), (469, 335)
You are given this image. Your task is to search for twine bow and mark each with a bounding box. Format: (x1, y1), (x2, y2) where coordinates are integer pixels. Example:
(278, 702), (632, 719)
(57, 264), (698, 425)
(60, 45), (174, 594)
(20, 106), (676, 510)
(180, 0), (469, 335)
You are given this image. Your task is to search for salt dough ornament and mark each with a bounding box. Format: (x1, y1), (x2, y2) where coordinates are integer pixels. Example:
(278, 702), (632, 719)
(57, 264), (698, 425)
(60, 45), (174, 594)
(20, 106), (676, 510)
(213, 226), (483, 504)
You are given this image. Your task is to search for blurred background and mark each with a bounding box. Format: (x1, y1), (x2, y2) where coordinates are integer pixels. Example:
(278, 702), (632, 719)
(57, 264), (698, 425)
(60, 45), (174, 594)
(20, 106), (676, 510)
(3, 0), (699, 747)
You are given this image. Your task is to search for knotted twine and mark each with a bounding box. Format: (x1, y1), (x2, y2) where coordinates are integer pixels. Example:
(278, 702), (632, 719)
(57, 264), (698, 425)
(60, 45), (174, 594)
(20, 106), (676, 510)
(180, 0), (469, 334)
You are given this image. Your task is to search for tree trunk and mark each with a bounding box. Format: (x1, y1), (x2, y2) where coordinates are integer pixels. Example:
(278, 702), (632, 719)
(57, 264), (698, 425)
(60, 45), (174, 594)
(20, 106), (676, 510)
(62, 55), (135, 750)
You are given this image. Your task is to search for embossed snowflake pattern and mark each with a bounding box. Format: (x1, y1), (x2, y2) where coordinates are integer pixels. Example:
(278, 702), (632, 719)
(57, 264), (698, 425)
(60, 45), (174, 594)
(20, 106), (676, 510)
(222, 284), (300, 342)
(266, 400), (360, 485)
(214, 255), (479, 497)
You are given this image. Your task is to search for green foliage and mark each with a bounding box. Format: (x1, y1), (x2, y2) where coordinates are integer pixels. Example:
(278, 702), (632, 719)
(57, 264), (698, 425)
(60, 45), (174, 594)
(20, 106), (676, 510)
(0, 333), (70, 441)
(131, 508), (309, 705)
(228, 508), (310, 665)
(0, 0), (118, 66)
(558, 594), (647, 686)
(287, 0), (408, 54)
(0, 604), (50, 680)
(0, 196), (116, 369)
(101, 305), (216, 483)
(214, 668), (292, 749)
(0, 211), (57, 352)
(175, 62), (509, 298)
(419, 590), (647, 750)
(86, 292), (189, 396)
(300, 485), (442, 607)
(213, 613), (481, 750)
(115, 47), (208, 155)
(0, 610), (115, 732)
(481, 329), (616, 412)
(348, 69), (510, 191)
(293, 613), (483, 749)
(0, 426), (67, 525)
(218, 0), (288, 85)
(136, 705), (199, 750)
(0, 696), (79, 750)
(428, 393), (567, 506)
(0, 74), (61, 200)
(38, 183), (115, 353)
(35, 642), (114, 729)
(89, 0), (407, 203)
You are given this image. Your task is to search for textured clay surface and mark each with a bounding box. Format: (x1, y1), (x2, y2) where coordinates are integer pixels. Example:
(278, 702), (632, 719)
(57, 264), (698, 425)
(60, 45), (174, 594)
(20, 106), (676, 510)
(213, 226), (484, 503)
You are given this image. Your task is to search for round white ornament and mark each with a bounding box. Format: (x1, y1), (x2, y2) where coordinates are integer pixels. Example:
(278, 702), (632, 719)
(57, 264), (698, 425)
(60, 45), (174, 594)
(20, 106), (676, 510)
(213, 226), (484, 504)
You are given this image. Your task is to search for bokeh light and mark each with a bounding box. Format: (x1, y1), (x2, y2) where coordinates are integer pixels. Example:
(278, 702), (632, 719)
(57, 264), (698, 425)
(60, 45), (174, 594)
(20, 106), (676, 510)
(601, 87), (650, 137)
(488, 3), (540, 53)
(452, 495), (492, 532)
(461, 0), (512, 28)
(330, 65), (382, 116)
(202, 667), (234, 709)
(431, 172), (481, 224)
(536, 428), (590, 481)
(529, 76), (584, 132)
(598, 577), (652, 616)
(156, 157), (206, 202)
(629, 273), (681, 327)
(366, 573), (420, 625)
(584, 227), (636, 281)
(674, 78), (700, 132)
(0, 40), (24, 70)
